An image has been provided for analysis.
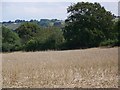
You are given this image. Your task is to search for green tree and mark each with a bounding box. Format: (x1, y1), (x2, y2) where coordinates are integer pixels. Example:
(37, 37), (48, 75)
(64, 2), (114, 49)
(117, 19), (120, 46)
(113, 18), (120, 46)
(15, 22), (41, 44)
(25, 27), (65, 51)
(43, 27), (65, 50)
(2, 26), (21, 52)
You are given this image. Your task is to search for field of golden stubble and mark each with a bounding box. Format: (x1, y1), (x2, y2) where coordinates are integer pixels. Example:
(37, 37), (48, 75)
(2, 47), (118, 88)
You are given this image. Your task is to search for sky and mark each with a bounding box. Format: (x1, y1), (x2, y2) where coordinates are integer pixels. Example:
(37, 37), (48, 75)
(1, 0), (119, 22)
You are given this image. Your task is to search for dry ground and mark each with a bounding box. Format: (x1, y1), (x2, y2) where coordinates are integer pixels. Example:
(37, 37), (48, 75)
(2, 47), (118, 88)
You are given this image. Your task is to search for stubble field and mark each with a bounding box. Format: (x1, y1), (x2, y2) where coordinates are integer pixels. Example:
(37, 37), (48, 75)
(2, 47), (118, 88)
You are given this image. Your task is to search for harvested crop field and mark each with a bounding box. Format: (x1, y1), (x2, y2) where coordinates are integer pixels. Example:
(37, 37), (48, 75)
(2, 47), (118, 88)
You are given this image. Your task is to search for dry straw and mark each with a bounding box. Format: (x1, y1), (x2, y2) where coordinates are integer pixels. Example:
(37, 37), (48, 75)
(2, 47), (118, 88)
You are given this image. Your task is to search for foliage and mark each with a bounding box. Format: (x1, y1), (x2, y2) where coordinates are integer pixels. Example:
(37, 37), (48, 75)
(64, 2), (115, 49)
(15, 22), (41, 44)
(25, 27), (65, 51)
(2, 19), (64, 30)
(113, 18), (120, 46)
(1, 2), (119, 52)
(100, 39), (118, 46)
(2, 26), (21, 52)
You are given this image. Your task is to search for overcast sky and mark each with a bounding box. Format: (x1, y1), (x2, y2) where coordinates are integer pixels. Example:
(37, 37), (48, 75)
(1, 0), (119, 21)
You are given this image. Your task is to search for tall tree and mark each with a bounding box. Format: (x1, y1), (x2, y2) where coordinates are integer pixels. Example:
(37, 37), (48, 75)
(64, 2), (114, 48)
(113, 18), (120, 46)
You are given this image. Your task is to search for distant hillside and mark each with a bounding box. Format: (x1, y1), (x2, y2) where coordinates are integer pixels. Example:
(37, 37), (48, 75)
(2, 19), (65, 30)
(2, 23), (21, 30)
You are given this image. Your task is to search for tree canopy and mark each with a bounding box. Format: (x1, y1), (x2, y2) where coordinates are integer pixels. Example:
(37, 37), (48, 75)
(15, 22), (41, 44)
(25, 27), (65, 51)
(1, 2), (119, 52)
(2, 26), (21, 52)
(64, 2), (115, 49)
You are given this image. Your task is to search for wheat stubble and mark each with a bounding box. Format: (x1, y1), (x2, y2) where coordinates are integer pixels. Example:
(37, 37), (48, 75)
(2, 47), (118, 88)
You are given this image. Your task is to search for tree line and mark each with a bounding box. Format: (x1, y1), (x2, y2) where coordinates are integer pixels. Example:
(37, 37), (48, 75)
(1, 2), (119, 52)
(2, 19), (64, 28)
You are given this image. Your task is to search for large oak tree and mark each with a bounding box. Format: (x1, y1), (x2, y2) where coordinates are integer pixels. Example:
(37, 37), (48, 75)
(64, 2), (114, 48)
